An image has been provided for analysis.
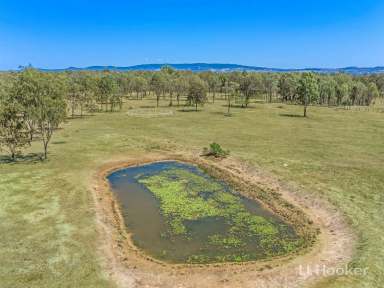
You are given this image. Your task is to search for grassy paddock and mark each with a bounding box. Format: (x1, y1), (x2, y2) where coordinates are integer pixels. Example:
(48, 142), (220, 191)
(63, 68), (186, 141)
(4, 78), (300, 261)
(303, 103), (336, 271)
(0, 99), (383, 287)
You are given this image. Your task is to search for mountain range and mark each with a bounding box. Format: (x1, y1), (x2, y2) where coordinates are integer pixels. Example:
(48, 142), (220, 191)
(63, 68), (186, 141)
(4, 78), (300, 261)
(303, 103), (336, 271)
(39, 63), (384, 75)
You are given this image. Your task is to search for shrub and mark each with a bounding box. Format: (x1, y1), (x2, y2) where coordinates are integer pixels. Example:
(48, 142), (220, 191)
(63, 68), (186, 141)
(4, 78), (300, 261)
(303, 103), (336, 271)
(202, 142), (229, 158)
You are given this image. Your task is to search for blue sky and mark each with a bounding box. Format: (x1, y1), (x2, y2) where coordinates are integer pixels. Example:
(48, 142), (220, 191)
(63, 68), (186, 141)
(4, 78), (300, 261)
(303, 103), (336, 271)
(1, 0), (383, 69)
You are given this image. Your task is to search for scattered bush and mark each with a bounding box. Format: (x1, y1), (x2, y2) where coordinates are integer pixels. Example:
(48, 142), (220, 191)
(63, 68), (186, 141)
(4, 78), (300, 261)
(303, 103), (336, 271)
(202, 142), (229, 158)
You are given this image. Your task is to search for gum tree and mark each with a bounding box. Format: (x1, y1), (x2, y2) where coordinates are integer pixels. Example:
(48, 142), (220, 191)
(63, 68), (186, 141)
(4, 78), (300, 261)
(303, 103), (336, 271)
(95, 75), (118, 112)
(10, 69), (42, 142)
(0, 95), (29, 160)
(160, 66), (177, 106)
(366, 82), (380, 105)
(174, 76), (189, 106)
(150, 73), (167, 107)
(202, 72), (220, 103)
(238, 72), (260, 108)
(350, 81), (367, 106)
(297, 72), (319, 117)
(318, 76), (337, 106)
(226, 81), (239, 115)
(187, 76), (208, 111)
(77, 73), (96, 116)
(131, 76), (148, 100)
(67, 73), (81, 117)
(262, 73), (278, 103)
(36, 73), (67, 159)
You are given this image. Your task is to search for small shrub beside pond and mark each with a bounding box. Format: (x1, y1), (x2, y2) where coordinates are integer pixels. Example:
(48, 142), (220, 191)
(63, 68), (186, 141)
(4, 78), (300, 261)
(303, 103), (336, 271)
(202, 142), (230, 158)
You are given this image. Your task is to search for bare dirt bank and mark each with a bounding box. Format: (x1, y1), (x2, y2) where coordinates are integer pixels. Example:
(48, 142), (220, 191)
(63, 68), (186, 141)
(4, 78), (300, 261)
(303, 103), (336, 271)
(90, 152), (355, 288)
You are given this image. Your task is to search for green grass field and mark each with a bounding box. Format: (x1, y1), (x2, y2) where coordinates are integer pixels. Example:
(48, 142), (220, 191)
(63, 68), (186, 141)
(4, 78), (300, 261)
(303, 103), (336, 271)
(1, 99), (383, 288)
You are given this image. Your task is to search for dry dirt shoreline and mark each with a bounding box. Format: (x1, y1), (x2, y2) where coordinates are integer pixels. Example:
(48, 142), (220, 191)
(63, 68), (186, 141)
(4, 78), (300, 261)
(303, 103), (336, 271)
(90, 152), (355, 288)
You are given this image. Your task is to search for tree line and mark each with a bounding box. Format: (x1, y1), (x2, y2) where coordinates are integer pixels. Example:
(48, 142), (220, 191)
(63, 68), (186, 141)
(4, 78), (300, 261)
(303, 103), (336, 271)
(0, 66), (383, 160)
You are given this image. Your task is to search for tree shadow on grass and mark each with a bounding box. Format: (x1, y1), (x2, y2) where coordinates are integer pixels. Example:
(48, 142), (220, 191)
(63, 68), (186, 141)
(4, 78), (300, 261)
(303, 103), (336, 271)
(279, 113), (305, 118)
(209, 111), (234, 117)
(220, 104), (259, 109)
(210, 111), (226, 115)
(0, 153), (44, 164)
(52, 141), (66, 145)
(139, 105), (157, 109)
(177, 109), (202, 113)
(66, 114), (96, 121)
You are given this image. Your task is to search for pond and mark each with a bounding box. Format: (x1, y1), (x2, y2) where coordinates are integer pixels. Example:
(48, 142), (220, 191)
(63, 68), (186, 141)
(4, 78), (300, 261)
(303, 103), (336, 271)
(107, 161), (303, 264)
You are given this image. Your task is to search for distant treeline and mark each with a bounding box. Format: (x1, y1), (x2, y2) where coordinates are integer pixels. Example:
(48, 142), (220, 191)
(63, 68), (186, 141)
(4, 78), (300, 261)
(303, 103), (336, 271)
(0, 66), (383, 159)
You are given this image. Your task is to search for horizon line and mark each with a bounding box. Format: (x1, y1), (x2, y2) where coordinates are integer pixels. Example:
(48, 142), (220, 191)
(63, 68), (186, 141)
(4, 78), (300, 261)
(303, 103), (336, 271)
(5, 62), (384, 72)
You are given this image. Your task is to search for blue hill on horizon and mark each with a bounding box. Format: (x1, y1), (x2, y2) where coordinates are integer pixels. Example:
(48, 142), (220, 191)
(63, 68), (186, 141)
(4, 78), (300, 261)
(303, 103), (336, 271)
(34, 63), (384, 75)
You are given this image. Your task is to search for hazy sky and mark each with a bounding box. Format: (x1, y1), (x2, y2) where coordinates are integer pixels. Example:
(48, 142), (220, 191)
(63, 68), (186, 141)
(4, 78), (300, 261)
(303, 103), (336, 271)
(1, 0), (384, 69)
